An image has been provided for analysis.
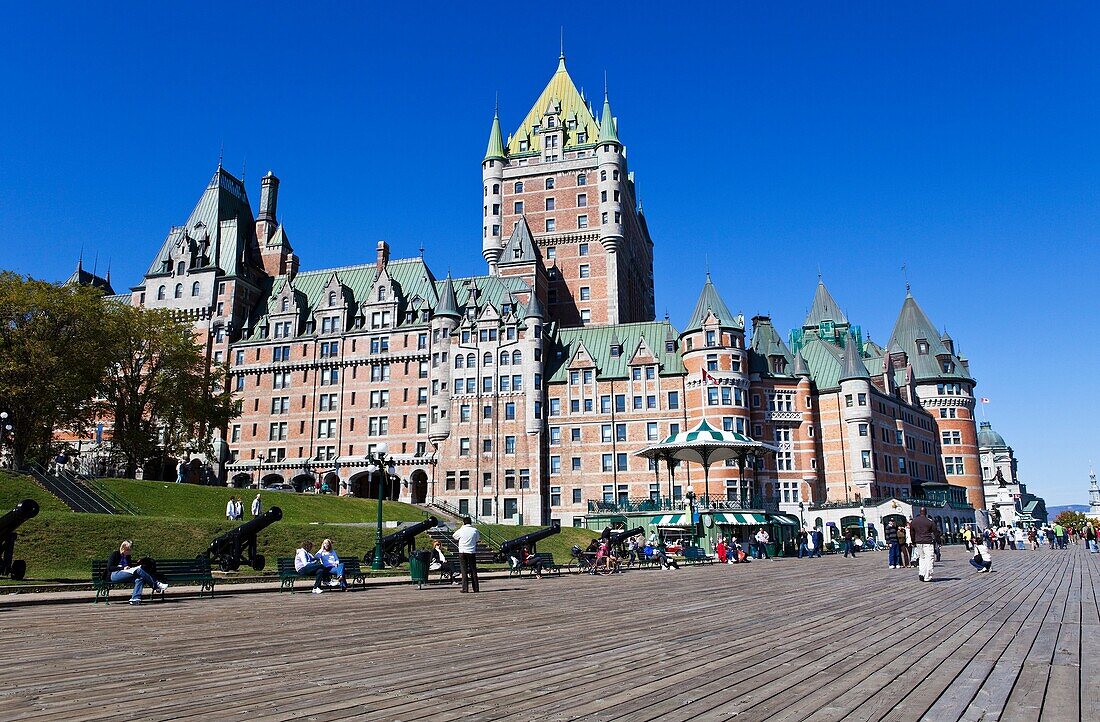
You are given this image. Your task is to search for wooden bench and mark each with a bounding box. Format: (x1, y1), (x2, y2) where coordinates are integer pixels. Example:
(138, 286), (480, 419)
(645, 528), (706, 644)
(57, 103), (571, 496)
(682, 547), (714, 565)
(91, 558), (215, 604)
(278, 557), (365, 592)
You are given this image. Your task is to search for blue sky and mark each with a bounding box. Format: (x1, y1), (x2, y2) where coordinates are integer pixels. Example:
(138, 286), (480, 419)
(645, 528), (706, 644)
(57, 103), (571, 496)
(1, 3), (1097, 505)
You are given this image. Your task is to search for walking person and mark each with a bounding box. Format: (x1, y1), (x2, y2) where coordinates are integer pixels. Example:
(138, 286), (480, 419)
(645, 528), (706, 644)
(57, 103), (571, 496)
(251, 493), (262, 518)
(1028, 526), (1038, 550)
(811, 527), (824, 558)
(176, 459), (185, 484)
(843, 528), (857, 558)
(754, 527), (770, 560)
(910, 507), (942, 582)
(453, 516), (480, 593)
(797, 528), (810, 559)
(885, 519), (901, 569)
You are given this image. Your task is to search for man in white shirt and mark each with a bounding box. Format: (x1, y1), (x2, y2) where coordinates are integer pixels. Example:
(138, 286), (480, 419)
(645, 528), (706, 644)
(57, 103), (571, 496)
(225, 497), (236, 520)
(294, 540), (331, 594)
(251, 494), (262, 518)
(452, 517), (481, 593)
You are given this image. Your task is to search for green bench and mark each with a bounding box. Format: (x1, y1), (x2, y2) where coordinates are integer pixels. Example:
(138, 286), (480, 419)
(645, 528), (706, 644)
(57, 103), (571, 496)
(509, 552), (562, 577)
(278, 557), (365, 592)
(682, 547), (714, 565)
(92, 558), (215, 604)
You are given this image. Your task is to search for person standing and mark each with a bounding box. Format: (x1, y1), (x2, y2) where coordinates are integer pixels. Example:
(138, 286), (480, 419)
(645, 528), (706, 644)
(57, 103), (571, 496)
(885, 520), (901, 569)
(251, 493), (262, 518)
(453, 516), (480, 593)
(176, 459), (185, 484)
(910, 507), (942, 582)
(842, 528), (857, 558)
(797, 529), (810, 559)
(810, 527), (824, 558)
(233, 496), (244, 520)
(225, 496), (236, 520)
(899, 521), (912, 568)
(962, 526), (973, 551)
(1085, 523), (1098, 553)
(754, 527), (770, 560)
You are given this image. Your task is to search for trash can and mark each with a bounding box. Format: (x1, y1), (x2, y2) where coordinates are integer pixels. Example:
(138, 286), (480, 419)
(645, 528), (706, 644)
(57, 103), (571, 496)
(409, 550), (430, 589)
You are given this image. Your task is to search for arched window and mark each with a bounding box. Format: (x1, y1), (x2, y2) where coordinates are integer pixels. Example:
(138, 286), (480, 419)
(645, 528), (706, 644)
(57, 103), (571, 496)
(545, 178), (555, 190)
(191, 281), (200, 297)
(577, 173), (587, 186)
(466, 353), (476, 367)
(174, 284), (183, 299)
(328, 291), (337, 307)
(512, 350), (522, 365)
(500, 351), (509, 366)
(378, 286), (386, 302)
(601, 170), (607, 181)
(281, 298), (289, 312)
(455, 356), (464, 369)
(514, 181), (524, 193)
(483, 352), (493, 366)
(157, 285), (166, 301)
(176, 261), (185, 275)
(492, 184), (499, 194)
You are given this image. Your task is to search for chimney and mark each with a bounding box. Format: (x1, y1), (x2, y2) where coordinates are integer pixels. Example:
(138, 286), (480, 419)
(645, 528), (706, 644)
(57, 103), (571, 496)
(259, 171), (279, 223)
(376, 240), (390, 270)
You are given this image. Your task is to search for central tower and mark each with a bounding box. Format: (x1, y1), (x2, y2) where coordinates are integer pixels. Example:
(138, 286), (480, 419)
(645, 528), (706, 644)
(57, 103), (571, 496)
(481, 55), (655, 327)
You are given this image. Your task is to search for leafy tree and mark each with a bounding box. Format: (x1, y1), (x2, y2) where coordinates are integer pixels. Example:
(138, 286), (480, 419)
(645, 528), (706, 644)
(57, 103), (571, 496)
(0, 273), (115, 468)
(1053, 510), (1088, 529)
(100, 304), (237, 477)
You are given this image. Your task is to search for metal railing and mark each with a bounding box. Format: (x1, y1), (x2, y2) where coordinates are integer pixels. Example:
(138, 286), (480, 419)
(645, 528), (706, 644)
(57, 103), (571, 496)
(587, 495), (781, 514)
(25, 462), (117, 514)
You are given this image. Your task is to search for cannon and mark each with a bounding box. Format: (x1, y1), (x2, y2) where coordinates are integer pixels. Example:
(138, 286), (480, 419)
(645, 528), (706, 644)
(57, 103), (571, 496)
(0, 499), (40, 580)
(204, 506), (282, 572)
(365, 516), (439, 568)
(497, 521), (561, 561)
(609, 526), (645, 548)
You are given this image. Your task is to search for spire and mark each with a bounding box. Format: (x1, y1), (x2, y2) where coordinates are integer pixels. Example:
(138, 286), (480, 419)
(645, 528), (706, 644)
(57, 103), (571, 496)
(598, 86), (620, 144)
(793, 349), (811, 377)
(435, 273), (461, 318)
(839, 331), (870, 382)
(484, 108), (506, 161)
(525, 289), (545, 320)
(499, 216), (537, 264)
(803, 277), (849, 328)
(683, 274), (739, 333)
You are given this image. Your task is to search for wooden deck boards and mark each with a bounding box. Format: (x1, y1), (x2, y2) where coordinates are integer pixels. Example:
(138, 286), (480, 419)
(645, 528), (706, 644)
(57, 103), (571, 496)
(0, 545), (1095, 721)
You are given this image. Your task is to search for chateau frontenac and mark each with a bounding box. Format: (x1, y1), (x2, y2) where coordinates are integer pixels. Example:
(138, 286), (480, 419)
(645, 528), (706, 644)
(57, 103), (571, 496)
(76, 55), (1041, 531)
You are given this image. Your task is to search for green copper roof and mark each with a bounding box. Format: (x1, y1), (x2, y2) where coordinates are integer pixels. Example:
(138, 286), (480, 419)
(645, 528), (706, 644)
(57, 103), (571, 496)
(445, 274), (532, 317)
(484, 113), (505, 161)
(839, 331), (871, 382)
(598, 92), (620, 144)
(498, 217), (538, 265)
(798, 337), (845, 390)
(506, 56), (600, 156)
(683, 274), (741, 333)
(803, 279), (848, 328)
(887, 292), (973, 382)
(749, 316), (794, 376)
(792, 349), (810, 377)
(977, 421), (1007, 449)
(548, 321), (686, 383)
(435, 273), (460, 318)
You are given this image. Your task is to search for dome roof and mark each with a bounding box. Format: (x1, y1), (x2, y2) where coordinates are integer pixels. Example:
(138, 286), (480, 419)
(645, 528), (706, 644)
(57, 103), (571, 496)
(977, 421), (1007, 448)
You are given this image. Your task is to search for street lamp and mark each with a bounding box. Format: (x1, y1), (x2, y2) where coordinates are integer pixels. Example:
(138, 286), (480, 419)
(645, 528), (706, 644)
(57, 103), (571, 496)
(369, 452), (397, 571)
(798, 501), (805, 529)
(685, 489), (696, 548)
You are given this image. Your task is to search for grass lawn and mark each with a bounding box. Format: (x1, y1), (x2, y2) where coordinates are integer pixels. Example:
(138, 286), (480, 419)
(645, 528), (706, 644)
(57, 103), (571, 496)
(0, 472), (602, 583)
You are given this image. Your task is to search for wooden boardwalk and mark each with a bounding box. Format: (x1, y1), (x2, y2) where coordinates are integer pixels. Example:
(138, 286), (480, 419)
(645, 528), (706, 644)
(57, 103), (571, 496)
(0, 545), (1094, 721)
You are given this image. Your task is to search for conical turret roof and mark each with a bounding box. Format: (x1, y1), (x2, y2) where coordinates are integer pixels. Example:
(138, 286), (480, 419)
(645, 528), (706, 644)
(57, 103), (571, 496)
(683, 273), (740, 333)
(793, 349), (811, 377)
(524, 289), (545, 319)
(499, 217), (538, 264)
(435, 273), (460, 318)
(484, 112), (505, 161)
(803, 278), (848, 328)
(598, 92), (620, 143)
(838, 331), (870, 382)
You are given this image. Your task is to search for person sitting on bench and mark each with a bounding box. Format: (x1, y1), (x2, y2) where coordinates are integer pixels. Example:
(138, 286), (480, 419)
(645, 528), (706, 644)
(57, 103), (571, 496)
(105, 540), (168, 605)
(317, 538), (347, 590)
(521, 546), (546, 579)
(429, 540), (457, 584)
(294, 541), (331, 594)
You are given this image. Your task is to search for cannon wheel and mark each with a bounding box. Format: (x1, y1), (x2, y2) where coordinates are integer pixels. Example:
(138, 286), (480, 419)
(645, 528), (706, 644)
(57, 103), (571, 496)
(252, 554), (266, 572)
(10, 560), (26, 581)
(220, 557), (240, 572)
(384, 551), (404, 568)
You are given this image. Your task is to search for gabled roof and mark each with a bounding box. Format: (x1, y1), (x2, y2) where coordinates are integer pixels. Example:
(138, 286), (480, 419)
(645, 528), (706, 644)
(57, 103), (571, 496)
(749, 317), (794, 376)
(803, 278), (848, 328)
(145, 167), (257, 278)
(887, 292), (973, 382)
(683, 273), (740, 333)
(65, 263), (114, 294)
(499, 217), (538, 265)
(548, 321), (686, 383)
(506, 56), (601, 156)
(839, 331), (871, 382)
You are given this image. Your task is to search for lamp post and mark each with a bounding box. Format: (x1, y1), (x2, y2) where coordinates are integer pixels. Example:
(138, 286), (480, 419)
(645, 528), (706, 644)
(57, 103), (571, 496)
(369, 452), (396, 571)
(798, 501), (805, 529)
(685, 488), (696, 548)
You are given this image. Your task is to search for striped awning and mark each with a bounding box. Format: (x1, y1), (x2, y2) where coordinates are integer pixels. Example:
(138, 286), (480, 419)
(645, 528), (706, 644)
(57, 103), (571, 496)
(650, 513), (690, 526)
(770, 514), (800, 526)
(713, 512), (769, 525)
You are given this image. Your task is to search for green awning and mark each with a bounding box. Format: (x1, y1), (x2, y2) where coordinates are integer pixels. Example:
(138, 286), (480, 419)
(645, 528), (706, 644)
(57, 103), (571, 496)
(714, 512), (769, 525)
(650, 513), (689, 527)
(770, 514), (799, 526)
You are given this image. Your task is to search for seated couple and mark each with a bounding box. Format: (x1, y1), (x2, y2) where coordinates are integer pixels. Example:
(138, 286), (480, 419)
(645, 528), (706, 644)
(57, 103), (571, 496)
(104, 540), (169, 606)
(295, 539), (348, 593)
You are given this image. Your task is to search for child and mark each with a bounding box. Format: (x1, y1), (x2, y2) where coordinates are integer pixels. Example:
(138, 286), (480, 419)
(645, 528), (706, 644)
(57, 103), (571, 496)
(969, 534), (993, 573)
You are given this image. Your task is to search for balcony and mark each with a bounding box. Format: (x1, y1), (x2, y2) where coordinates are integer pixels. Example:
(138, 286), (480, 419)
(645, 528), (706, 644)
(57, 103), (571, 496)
(587, 495), (780, 515)
(765, 410), (804, 423)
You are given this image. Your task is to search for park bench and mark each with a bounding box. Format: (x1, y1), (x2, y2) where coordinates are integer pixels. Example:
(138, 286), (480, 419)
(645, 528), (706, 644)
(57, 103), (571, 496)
(91, 558), (215, 604)
(682, 547), (714, 565)
(507, 552), (561, 577)
(278, 557), (365, 592)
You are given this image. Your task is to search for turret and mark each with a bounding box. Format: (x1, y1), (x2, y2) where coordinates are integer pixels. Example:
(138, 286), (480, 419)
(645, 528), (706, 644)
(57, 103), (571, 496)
(596, 91), (624, 254)
(838, 332), (875, 496)
(256, 171), (279, 245)
(429, 273), (461, 443)
(482, 111), (507, 273)
(524, 290), (545, 436)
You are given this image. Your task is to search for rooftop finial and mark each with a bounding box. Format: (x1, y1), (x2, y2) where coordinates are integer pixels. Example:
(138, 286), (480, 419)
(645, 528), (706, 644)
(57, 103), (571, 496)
(419, 243), (425, 259)
(218, 142), (224, 168)
(902, 262), (910, 294)
(604, 70), (608, 99)
(92, 251), (98, 278)
(241, 157), (246, 184)
(77, 244), (84, 272)
(560, 26), (564, 59)
(494, 91), (499, 117)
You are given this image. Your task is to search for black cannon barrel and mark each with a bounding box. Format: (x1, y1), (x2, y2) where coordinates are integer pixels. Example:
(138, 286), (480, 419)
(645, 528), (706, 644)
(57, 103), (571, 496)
(208, 506), (283, 554)
(609, 526), (645, 546)
(378, 516), (439, 551)
(498, 521), (561, 558)
(0, 500), (40, 536)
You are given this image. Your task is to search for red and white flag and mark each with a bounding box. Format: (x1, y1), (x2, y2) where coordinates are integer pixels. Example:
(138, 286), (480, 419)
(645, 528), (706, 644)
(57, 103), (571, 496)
(980, 397), (990, 403)
(701, 368), (719, 386)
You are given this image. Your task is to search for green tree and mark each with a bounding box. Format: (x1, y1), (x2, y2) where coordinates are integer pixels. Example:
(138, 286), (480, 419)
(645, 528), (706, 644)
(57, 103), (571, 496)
(1053, 510), (1087, 529)
(100, 304), (237, 478)
(0, 273), (115, 468)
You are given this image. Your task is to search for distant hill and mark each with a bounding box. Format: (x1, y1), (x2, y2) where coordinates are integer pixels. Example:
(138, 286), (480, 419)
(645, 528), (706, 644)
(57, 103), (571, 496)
(1048, 504), (1090, 518)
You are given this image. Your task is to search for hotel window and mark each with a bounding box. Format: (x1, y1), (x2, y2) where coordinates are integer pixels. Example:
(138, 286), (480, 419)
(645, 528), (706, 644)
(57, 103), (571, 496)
(601, 190), (607, 202)
(549, 398), (561, 415)
(514, 181), (524, 192)
(545, 178), (555, 189)
(514, 201), (524, 214)
(579, 264), (590, 279)
(647, 422), (659, 441)
(615, 423), (627, 442)
(668, 391), (680, 409)
(944, 456), (964, 475)
(601, 425), (613, 443)
(577, 193), (587, 207)
(602, 212), (608, 223)
(859, 423), (868, 436)
(549, 426), (561, 445)
(482, 439), (492, 454)
(577, 215), (588, 228)
(459, 405), (471, 422)
(268, 422), (287, 441)
(505, 436), (516, 454)
(578, 243), (589, 256)
(601, 454), (613, 472)
(845, 394), (853, 407)
(273, 371), (291, 389)
(546, 247), (556, 259)
(579, 287), (590, 300)
(861, 450), (871, 469)
(317, 419), (336, 439)
(577, 173), (587, 185)
(545, 197), (555, 211)
(320, 369), (339, 386)
(459, 438), (470, 456)
(580, 309), (591, 324)
(545, 218), (556, 232)
(942, 430), (961, 445)
(616, 453), (628, 472)
(857, 393), (867, 406)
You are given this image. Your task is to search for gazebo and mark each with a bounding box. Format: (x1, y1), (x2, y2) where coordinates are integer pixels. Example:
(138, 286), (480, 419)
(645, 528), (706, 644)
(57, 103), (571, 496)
(635, 419), (779, 505)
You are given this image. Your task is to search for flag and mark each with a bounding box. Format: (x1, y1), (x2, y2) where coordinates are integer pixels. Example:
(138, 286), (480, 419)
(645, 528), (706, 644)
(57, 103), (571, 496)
(980, 397), (990, 403)
(701, 368), (719, 386)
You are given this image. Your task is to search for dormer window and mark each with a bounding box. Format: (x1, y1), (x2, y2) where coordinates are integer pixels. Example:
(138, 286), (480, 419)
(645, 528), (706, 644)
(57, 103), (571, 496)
(281, 298), (290, 313)
(705, 330), (717, 347)
(329, 291), (337, 307)
(519, 140), (529, 152)
(546, 116), (556, 128)
(378, 286), (386, 302)
(665, 340), (676, 353)
(611, 344), (622, 357)
(917, 340), (929, 355)
(177, 261), (185, 275)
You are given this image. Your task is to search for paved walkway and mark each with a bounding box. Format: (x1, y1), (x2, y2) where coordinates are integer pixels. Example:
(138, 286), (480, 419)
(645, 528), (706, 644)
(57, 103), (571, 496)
(0, 545), (1094, 721)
